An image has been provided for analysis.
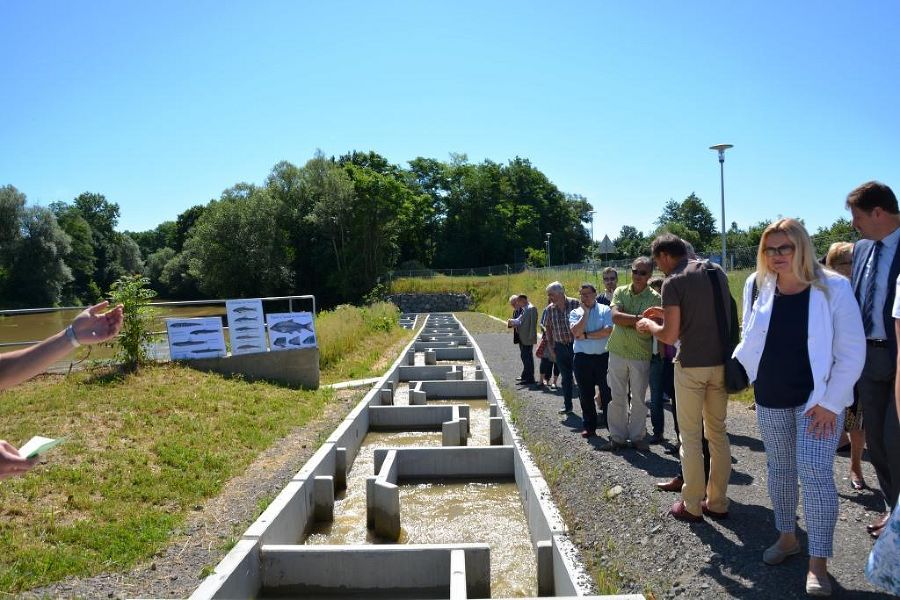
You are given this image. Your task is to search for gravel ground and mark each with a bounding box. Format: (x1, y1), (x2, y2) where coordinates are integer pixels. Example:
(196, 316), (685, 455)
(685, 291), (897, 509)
(462, 313), (890, 600)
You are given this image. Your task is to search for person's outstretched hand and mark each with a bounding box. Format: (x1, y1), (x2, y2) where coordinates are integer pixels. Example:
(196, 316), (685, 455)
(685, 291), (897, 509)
(70, 301), (124, 345)
(0, 441), (37, 479)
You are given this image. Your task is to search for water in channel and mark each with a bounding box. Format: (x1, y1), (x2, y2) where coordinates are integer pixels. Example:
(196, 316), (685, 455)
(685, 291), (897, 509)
(305, 424), (536, 596)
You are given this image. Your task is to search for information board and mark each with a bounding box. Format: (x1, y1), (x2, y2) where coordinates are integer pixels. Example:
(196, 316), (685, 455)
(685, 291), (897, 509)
(226, 299), (267, 355)
(165, 317), (227, 360)
(266, 312), (317, 351)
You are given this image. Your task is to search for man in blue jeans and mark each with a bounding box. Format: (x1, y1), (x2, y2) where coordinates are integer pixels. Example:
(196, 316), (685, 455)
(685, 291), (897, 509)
(543, 281), (580, 415)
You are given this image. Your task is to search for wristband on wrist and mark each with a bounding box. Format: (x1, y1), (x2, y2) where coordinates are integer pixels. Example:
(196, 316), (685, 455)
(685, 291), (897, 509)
(65, 324), (81, 348)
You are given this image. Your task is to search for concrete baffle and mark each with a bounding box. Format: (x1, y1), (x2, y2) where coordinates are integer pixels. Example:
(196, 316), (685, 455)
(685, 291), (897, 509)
(424, 349), (437, 365)
(313, 475), (335, 522)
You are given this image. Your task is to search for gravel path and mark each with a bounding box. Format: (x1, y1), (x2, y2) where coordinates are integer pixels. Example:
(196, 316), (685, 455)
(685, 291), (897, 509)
(462, 313), (889, 600)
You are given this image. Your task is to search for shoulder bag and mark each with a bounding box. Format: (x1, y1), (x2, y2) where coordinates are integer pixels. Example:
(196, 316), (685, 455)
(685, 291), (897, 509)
(707, 267), (750, 393)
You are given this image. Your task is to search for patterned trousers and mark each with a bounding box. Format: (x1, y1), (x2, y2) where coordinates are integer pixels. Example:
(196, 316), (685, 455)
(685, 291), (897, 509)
(756, 404), (844, 558)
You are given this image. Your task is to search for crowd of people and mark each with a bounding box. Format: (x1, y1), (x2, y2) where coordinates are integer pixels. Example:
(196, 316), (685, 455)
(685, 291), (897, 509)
(507, 180), (900, 597)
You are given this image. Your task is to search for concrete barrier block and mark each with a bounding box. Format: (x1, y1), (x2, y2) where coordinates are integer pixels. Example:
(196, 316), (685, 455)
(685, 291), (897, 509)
(449, 549), (467, 600)
(313, 476), (334, 522)
(474, 368), (484, 380)
(419, 380), (487, 399)
(189, 539), (260, 600)
(380, 388), (393, 405)
(373, 481), (401, 540)
(398, 365), (454, 381)
(368, 405), (453, 430)
(373, 446), (515, 479)
(410, 388), (427, 405)
(243, 480), (311, 545)
(537, 540), (554, 597)
(490, 417), (503, 446)
(442, 420), (462, 446)
(425, 349), (437, 365)
(292, 443), (335, 482)
(335, 447), (347, 491)
(366, 475), (376, 528)
(459, 417), (469, 442)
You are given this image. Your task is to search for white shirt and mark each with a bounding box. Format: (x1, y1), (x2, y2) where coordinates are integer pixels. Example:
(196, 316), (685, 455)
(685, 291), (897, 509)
(863, 226), (900, 339)
(733, 269), (866, 415)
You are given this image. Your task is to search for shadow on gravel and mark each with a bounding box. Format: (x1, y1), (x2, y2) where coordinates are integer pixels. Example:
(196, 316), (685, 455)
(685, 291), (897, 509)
(728, 431), (766, 452)
(839, 488), (888, 512)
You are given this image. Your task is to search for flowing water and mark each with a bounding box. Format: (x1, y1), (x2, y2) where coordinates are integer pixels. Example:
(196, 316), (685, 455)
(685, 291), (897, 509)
(304, 425), (536, 597)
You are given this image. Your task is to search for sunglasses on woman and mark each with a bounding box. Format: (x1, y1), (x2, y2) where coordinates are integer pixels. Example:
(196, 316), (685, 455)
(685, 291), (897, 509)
(763, 244), (795, 257)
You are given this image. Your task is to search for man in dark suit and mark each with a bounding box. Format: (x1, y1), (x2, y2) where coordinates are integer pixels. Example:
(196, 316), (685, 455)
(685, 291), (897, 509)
(848, 180), (900, 539)
(508, 294), (539, 385)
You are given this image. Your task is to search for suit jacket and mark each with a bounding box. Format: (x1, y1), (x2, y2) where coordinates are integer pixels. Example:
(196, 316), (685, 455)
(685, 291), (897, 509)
(852, 237), (900, 356)
(515, 304), (539, 346)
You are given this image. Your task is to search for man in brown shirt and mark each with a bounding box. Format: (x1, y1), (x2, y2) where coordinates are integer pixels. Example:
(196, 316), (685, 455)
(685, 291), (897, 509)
(637, 234), (732, 522)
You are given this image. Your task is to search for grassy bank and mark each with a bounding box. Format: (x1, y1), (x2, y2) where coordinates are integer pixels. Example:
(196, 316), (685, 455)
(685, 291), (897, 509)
(394, 268), (755, 320)
(0, 302), (411, 593)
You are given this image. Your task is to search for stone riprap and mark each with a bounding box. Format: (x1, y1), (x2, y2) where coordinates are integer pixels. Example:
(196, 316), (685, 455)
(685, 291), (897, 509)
(387, 293), (471, 313)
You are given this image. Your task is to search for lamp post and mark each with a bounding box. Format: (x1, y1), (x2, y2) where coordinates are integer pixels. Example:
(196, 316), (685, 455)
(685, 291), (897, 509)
(587, 210), (595, 262)
(545, 233), (551, 268)
(709, 144), (733, 270)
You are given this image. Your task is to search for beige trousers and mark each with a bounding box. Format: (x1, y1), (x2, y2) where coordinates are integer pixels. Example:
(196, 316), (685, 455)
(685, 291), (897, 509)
(606, 353), (650, 443)
(674, 363), (731, 515)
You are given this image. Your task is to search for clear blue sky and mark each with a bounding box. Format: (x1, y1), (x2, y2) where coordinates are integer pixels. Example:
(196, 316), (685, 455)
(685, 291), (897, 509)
(3, 1), (899, 244)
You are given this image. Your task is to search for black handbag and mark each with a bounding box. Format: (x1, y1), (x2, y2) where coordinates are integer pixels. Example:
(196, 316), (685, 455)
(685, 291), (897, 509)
(707, 267), (750, 393)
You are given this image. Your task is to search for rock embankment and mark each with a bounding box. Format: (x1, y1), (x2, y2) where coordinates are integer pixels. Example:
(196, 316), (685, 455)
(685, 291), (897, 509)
(386, 293), (471, 313)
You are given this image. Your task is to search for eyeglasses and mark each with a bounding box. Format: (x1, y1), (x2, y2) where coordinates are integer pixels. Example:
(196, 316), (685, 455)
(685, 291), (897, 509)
(631, 270), (650, 276)
(763, 244), (795, 257)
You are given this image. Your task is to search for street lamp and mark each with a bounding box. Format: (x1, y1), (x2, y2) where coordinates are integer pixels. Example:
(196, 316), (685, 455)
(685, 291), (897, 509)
(587, 210), (595, 261)
(709, 143), (733, 270)
(545, 233), (551, 268)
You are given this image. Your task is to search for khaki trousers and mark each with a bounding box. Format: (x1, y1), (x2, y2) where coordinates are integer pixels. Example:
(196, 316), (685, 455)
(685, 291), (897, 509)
(674, 363), (731, 515)
(607, 353), (650, 443)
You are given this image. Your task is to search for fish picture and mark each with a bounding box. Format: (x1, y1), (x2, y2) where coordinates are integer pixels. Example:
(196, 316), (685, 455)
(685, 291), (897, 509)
(191, 348), (224, 354)
(236, 344), (261, 351)
(273, 337), (288, 348)
(190, 329), (219, 335)
(288, 335), (302, 346)
(270, 320), (313, 334)
(172, 340), (206, 347)
(234, 326), (256, 332)
(235, 335), (257, 340)
(232, 306), (257, 313)
(169, 322), (199, 328)
(234, 316), (258, 323)
(302, 334), (316, 345)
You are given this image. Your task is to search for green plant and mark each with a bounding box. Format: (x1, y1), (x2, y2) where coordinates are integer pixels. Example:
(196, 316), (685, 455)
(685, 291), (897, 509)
(109, 274), (157, 371)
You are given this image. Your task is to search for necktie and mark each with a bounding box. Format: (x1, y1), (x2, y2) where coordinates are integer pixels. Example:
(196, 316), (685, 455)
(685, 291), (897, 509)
(862, 241), (883, 337)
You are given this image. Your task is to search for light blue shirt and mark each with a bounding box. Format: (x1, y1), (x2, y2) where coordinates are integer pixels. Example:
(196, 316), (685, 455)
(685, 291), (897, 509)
(569, 302), (613, 355)
(863, 226), (900, 339)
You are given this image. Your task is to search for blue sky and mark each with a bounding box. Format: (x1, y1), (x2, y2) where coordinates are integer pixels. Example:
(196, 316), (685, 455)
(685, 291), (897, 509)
(2, 1), (899, 245)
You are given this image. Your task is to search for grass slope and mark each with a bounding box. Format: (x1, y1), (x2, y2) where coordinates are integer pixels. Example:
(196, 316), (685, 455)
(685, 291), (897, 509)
(0, 302), (411, 593)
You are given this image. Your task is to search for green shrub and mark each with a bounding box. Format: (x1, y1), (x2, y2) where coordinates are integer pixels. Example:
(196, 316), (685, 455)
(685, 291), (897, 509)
(109, 275), (157, 371)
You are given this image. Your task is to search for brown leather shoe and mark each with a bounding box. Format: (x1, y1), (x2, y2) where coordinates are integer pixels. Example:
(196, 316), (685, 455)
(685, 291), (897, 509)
(867, 513), (889, 533)
(701, 499), (729, 519)
(656, 476), (684, 492)
(669, 500), (703, 523)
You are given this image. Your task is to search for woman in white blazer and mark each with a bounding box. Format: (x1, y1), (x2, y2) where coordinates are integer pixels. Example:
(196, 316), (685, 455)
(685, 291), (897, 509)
(734, 218), (865, 597)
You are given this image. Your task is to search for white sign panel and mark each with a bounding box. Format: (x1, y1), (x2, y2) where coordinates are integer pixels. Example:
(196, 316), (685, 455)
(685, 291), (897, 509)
(226, 299), (267, 355)
(266, 312), (317, 351)
(165, 317), (227, 360)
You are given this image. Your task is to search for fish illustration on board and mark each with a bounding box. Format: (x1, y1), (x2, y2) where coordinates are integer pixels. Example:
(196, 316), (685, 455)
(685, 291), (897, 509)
(234, 316), (258, 323)
(269, 320), (313, 334)
(234, 326), (256, 332)
(190, 329), (219, 335)
(191, 348), (224, 354)
(169, 322), (199, 328)
(232, 306), (257, 313)
(273, 337), (288, 348)
(172, 340), (206, 347)
(302, 335), (316, 345)
(235, 335), (257, 340)
(236, 344), (261, 351)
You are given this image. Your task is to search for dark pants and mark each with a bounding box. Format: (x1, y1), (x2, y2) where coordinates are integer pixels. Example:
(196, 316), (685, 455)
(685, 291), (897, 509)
(597, 351), (611, 418)
(554, 341), (575, 411)
(649, 355), (675, 437)
(857, 345), (900, 510)
(519, 343), (535, 383)
(574, 352), (607, 432)
(672, 377), (710, 480)
(539, 356), (559, 380)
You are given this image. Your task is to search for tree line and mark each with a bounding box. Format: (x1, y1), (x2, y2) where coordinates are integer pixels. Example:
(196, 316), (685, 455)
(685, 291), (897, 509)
(0, 150), (857, 310)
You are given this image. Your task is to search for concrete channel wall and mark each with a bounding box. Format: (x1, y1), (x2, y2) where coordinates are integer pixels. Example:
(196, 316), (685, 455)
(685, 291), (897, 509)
(187, 313), (644, 600)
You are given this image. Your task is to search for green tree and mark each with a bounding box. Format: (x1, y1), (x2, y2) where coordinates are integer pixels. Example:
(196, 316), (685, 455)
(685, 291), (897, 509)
(3, 206), (73, 307)
(184, 186), (293, 297)
(613, 225), (647, 259)
(656, 193), (718, 250)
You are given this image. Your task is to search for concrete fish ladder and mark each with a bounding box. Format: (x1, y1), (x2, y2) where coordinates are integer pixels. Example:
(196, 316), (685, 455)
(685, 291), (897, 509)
(187, 313), (645, 600)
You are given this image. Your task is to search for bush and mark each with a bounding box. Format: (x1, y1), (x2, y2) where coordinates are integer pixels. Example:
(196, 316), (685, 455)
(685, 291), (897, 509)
(109, 274), (157, 371)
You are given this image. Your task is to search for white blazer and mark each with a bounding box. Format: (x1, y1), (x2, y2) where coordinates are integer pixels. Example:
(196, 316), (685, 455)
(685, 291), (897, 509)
(733, 269), (865, 415)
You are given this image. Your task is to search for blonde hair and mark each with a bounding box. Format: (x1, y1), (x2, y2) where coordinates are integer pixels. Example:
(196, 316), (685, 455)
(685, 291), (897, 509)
(755, 218), (824, 290)
(824, 241), (853, 269)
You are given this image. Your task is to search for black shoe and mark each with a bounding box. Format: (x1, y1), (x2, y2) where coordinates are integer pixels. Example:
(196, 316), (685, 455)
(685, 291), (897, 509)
(558, 408), (573, 415)
(648, 433), (665, 444)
